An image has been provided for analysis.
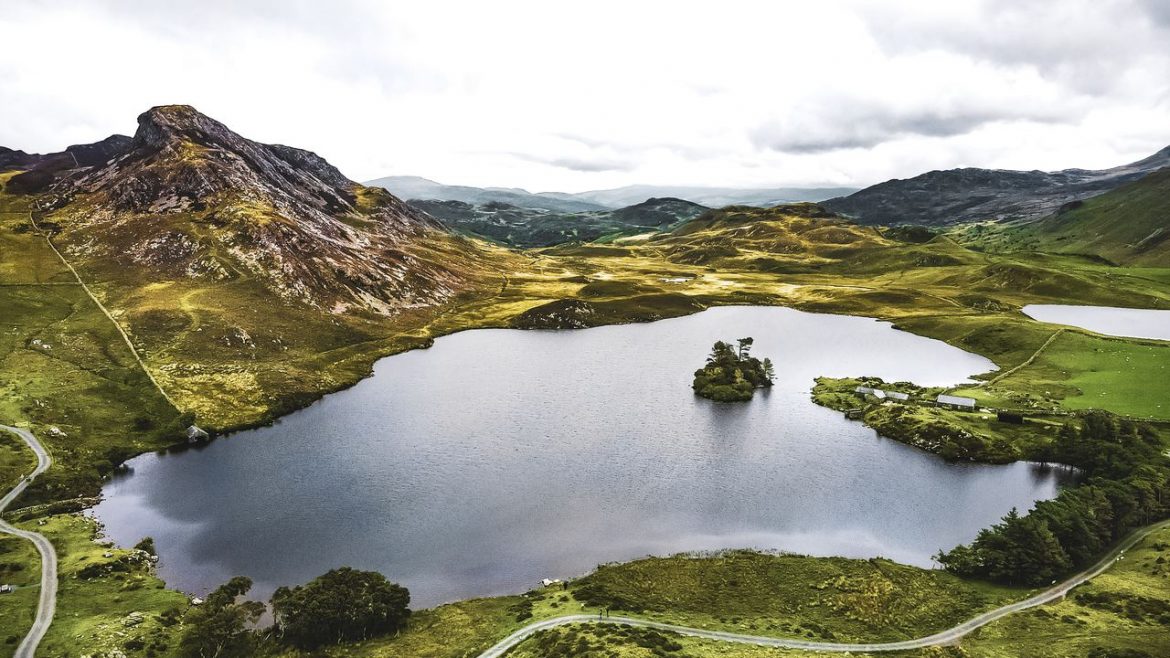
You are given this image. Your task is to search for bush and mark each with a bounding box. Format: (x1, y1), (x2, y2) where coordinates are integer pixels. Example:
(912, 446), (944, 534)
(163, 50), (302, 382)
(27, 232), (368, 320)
(134, 537), (157, 556)
(272, 567), (411, 649)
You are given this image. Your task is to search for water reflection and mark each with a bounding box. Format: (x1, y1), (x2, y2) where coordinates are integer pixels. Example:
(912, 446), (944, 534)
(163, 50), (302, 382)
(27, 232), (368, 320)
(95, 306), (1070, 608)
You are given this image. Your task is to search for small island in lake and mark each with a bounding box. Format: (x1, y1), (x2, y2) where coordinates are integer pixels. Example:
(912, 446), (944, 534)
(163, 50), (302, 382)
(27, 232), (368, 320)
(692, 337), (775, 402)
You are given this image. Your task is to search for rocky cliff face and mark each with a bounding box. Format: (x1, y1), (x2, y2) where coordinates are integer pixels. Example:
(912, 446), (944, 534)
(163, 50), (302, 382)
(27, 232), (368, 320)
(823, 146), (1170, 226)
(19, 105), (490, 315)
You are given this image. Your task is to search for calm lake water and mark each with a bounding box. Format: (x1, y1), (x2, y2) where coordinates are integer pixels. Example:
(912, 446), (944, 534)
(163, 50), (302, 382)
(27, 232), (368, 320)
(1023, 304), (1170, 341)
(94, 306), (1072, 608)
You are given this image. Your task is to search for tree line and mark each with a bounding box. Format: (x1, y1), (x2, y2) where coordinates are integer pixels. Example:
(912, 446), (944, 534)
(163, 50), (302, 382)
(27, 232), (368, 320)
(178, 567), (411, 657)
(937, 410), (1170, 586)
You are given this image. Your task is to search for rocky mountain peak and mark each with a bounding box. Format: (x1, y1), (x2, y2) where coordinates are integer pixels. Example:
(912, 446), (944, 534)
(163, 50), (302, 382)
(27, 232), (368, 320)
(133, 104), (232, 150)
(10, 105), (486, 316)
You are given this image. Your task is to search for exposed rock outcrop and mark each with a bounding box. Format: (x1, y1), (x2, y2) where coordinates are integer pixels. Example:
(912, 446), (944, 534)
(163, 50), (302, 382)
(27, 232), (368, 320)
(15, 105), (491, 315)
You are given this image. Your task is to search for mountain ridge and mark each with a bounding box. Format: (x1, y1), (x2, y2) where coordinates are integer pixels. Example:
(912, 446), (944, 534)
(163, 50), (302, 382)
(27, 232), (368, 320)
(5, 104), (493, 316)
(368, 175), (855, 211)
(410, 196), (709, 247)
(972, 166), (1170, 266)
(822, 145), (1170, 226)
(0, 104), (511, 424)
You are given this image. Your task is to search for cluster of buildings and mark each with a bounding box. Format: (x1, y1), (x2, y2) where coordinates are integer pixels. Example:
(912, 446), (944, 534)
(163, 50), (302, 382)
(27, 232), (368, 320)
(853, 385), (978, 411)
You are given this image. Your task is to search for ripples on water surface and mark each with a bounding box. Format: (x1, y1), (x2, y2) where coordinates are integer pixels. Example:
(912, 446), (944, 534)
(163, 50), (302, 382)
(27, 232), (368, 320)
(95, 306), (1073, 607)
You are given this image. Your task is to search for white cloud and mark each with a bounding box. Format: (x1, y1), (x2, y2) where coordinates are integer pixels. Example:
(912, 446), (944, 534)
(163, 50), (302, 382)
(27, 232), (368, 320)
(0, 0), (1167, 191)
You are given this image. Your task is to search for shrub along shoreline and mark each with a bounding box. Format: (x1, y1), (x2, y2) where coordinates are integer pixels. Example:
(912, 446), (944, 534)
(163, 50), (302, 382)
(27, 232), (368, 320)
(813, 377), (1170, 589)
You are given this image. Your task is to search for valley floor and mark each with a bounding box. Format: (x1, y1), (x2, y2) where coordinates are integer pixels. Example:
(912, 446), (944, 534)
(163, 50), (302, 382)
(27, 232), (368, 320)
(1, 195), (1169, 656)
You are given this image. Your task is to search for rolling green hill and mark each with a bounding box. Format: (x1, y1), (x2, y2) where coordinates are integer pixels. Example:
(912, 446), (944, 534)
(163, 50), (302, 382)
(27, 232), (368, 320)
(0, 105), (514, 428)
(823, 145), (1170, 226)
(1003, 166), (1170, 266)
(411, 196), (708, 247)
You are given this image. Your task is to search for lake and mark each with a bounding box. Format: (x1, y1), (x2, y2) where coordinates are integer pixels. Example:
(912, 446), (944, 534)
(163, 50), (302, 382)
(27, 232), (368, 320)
(93, 306), (1073, 608)
(1023, 304), (1170, 341)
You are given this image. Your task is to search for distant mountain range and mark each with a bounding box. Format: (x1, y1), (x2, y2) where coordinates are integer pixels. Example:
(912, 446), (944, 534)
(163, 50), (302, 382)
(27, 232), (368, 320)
(9, 109), (1166, 270)
(977, 166), (1170, 266)
(366, 175), (855, 211)
(364, 175), (609, 213)
(822, 145), (1170, 226)
(411, 196), (709, 247)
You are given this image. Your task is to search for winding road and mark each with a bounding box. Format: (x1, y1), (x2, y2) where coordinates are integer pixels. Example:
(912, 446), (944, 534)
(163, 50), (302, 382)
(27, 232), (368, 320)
(0, 425), (57, 658)
(477, 517), (1170, 657)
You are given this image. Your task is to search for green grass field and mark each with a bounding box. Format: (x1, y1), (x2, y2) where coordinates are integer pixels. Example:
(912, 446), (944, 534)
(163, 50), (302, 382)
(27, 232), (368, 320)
(0, 533), (38, 650)
(957, 331), (1170, 420)
(0, 431), (35, 495)
(0, 282), (184, 503)
(569, 551), (1024, 643)
(261, 551), (1026, 658)
(15, 514), (189, 658)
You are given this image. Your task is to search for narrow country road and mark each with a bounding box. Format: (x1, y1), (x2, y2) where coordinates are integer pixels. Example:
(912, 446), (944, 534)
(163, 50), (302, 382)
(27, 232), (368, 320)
(0, 425), (57, 658)
(477, 517), (1170, 657)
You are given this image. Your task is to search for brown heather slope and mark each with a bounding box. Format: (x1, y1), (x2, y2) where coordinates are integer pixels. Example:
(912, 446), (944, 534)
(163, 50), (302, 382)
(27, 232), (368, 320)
(24, 105), (487, 314)
(2, 105), (512, 426)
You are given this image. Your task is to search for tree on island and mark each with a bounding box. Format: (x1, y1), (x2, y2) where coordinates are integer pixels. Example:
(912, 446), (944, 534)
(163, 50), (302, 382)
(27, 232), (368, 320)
(692, 337), (775, 402)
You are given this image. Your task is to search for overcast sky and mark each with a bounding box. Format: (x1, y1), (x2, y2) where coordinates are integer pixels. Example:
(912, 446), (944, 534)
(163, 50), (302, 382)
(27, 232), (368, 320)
(2, 0), (1168, 192)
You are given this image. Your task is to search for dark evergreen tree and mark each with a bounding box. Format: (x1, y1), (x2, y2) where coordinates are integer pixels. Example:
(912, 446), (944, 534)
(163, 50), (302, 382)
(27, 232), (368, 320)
(272, 567), (411, 650)
(938, 412), (1170, 586)
(178, 577), (264, 658)
(693, 338), (774, 401)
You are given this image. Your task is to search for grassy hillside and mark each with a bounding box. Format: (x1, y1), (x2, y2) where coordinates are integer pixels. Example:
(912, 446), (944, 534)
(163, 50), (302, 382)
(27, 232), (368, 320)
(3, 168), (1170, 658)
(953, 331), (1170, 419)
(0, 200), (186, 502)
(571, 551), (1020, 643)
(960, 167), (1170, 266)
(411, 197), (708, 247)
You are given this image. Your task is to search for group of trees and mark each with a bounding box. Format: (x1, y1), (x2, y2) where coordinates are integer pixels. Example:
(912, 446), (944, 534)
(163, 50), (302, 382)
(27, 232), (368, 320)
(937, 411), (1170, 586)
(692, 337), (775, 402)
(272, 567), (411, 649)
(178, 568), (410, 657)
(178, 577), (265, 658)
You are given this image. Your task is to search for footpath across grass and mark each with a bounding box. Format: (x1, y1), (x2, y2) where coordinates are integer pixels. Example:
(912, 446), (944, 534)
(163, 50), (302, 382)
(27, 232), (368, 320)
(971, 331), (1170, 419)
(959, 525), (1170, 657)
(270, 551), (1026, 658)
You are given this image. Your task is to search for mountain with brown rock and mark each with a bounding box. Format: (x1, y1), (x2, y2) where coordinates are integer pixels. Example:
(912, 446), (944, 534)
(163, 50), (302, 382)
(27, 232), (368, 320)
(7, 105), (493, 316)
(0, 105), (508, 425)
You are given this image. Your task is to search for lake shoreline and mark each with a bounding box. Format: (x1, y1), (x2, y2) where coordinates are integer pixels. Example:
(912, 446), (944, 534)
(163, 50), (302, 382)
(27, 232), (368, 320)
(94, 305), (1069, 609)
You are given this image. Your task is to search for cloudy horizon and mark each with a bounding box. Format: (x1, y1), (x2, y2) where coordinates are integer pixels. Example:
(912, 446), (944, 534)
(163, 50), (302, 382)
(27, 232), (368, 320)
(2, 0), (1168, 193)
